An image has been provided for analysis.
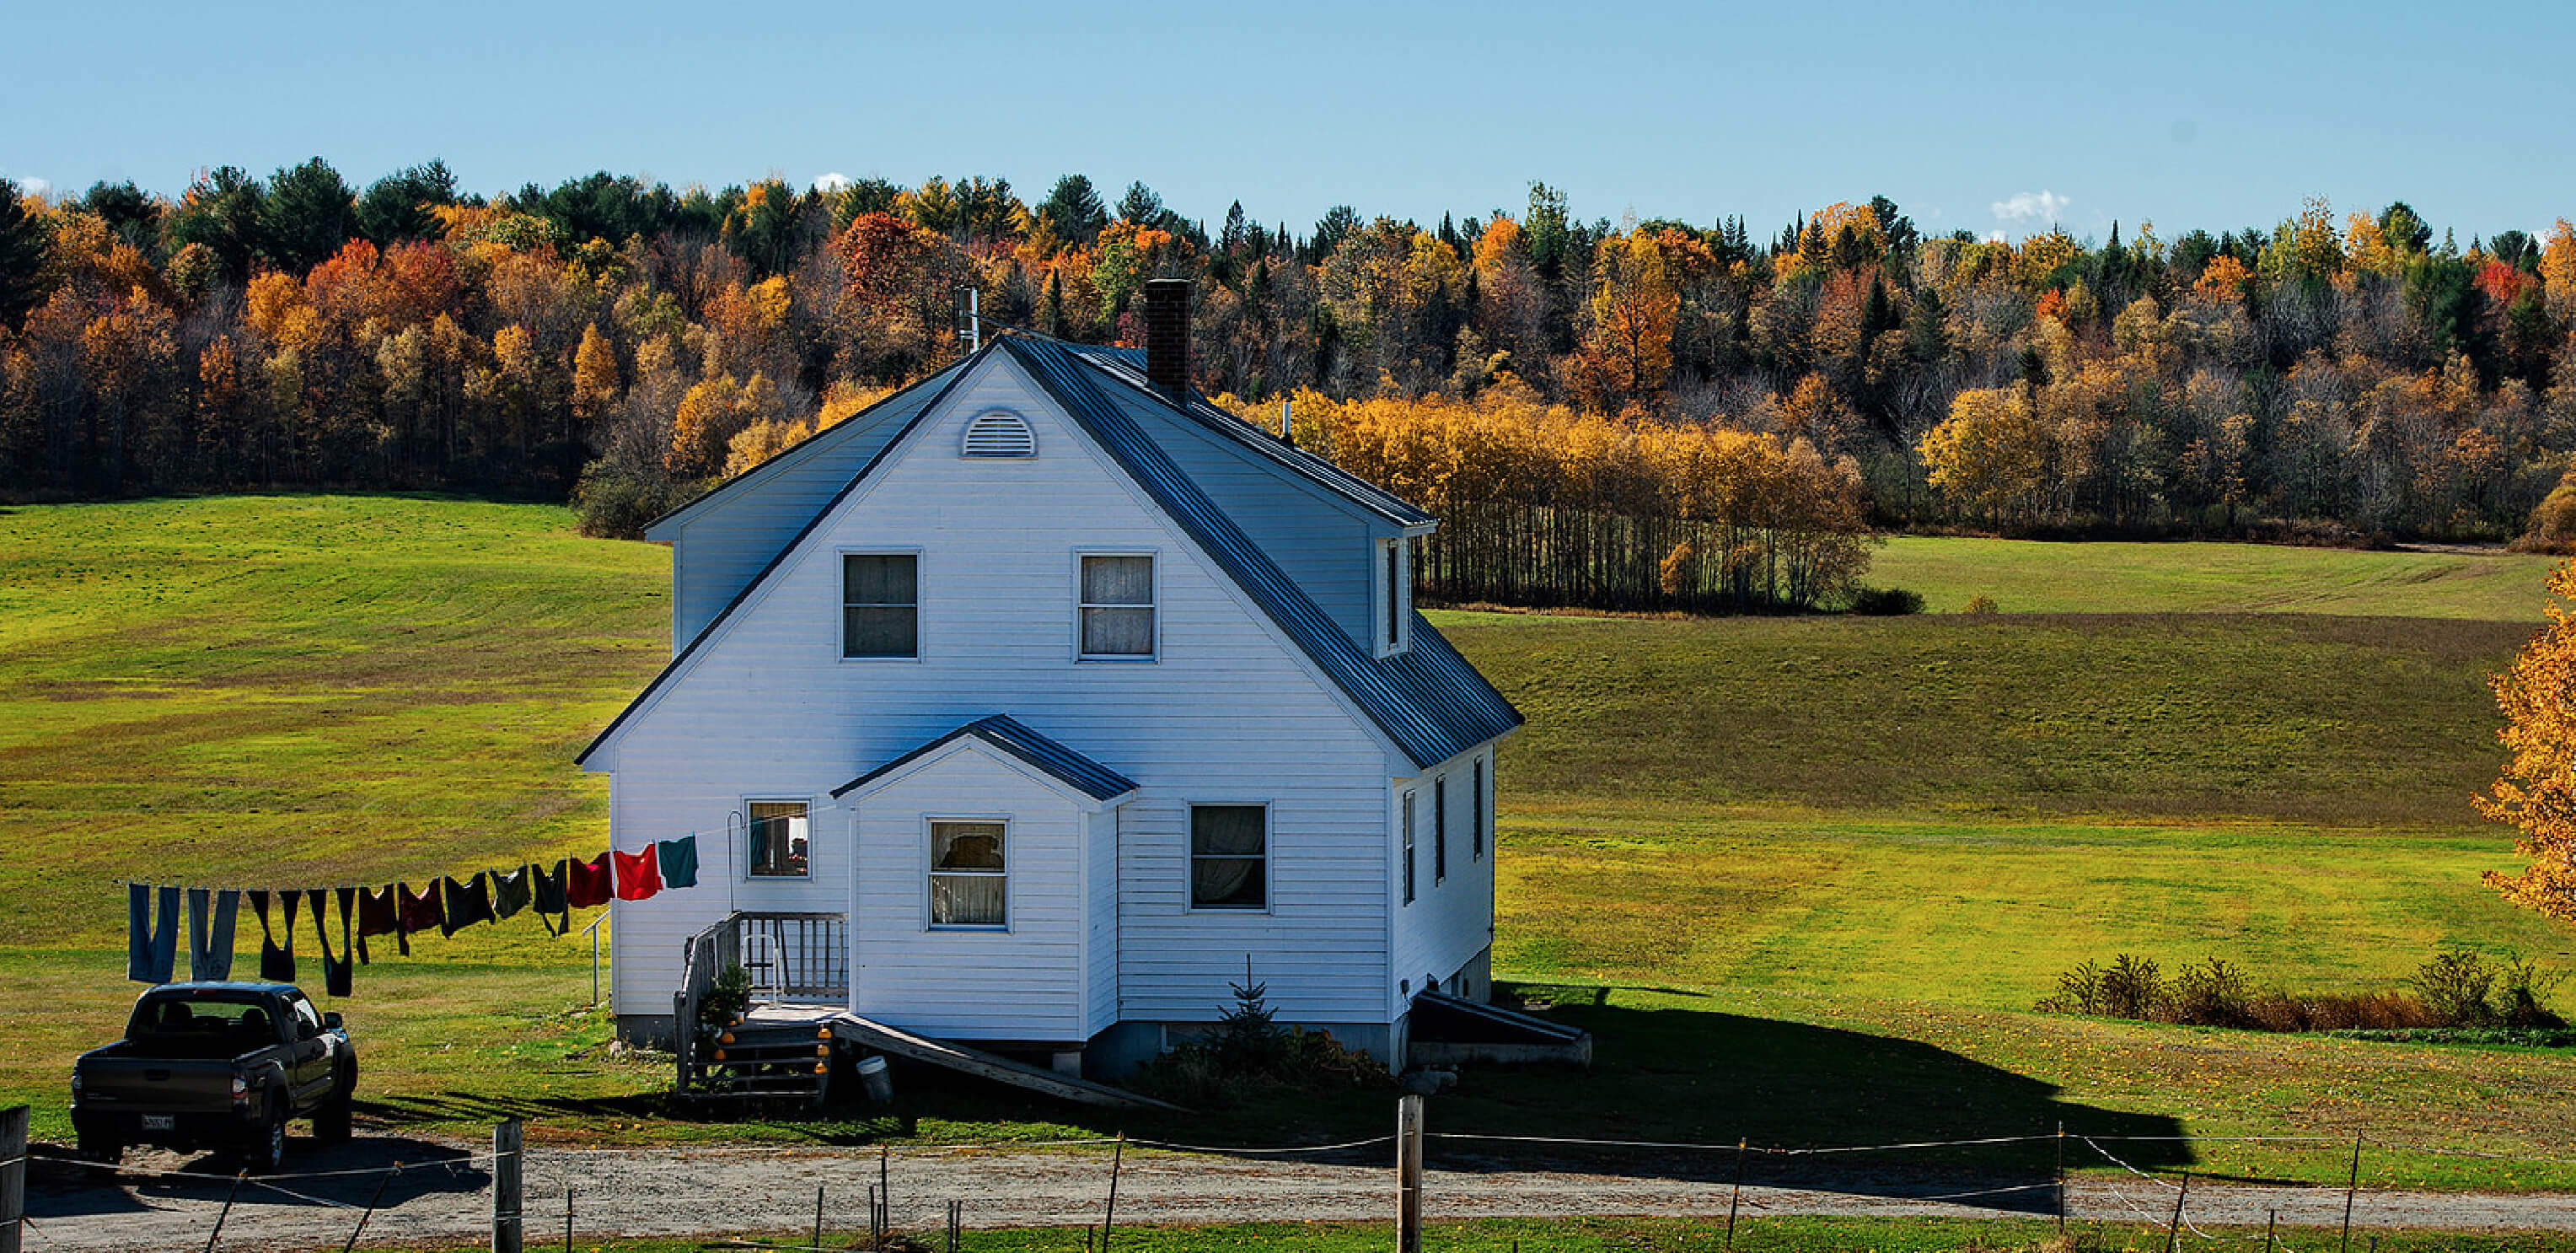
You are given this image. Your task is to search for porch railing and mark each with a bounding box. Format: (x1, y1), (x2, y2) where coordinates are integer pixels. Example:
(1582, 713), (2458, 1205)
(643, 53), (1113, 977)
(674, 911), (848, 1093)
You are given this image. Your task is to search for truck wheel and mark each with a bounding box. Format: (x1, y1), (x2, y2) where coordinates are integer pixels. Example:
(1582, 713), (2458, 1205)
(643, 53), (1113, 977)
(247, 1103), (287, 1174)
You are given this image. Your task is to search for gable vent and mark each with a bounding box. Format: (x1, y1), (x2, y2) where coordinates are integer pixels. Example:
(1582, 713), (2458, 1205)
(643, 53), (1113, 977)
(961, 409), (1036, 458)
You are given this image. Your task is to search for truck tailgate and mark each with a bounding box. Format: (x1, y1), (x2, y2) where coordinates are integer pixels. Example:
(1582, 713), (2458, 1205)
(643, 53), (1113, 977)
(79, 1051), (241, 1114)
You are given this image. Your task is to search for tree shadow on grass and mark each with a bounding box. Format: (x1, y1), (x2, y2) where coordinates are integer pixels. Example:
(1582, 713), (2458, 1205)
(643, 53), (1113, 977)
(1420, 993), (2189, 1213)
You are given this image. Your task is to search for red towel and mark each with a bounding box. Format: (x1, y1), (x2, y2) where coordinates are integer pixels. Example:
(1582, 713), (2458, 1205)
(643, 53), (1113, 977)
(613, 846), (663, 901)
(566, 852), (614, 909)
(398, 881), (444, 937)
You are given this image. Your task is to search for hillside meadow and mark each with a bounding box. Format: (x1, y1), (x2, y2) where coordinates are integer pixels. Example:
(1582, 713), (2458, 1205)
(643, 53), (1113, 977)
(0, 496), (2569, 1190)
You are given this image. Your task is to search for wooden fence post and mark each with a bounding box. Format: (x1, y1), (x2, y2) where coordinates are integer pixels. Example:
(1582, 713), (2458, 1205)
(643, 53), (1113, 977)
(0, 1105), (25, 1253)
(492, 1118), (523, 1253)
(1397, 1094), (1425, 1253)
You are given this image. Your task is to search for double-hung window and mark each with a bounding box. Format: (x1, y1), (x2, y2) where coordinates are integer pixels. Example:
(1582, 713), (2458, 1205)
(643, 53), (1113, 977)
(843, 553), (918, 659)
(928, 820), (1006, 927)
(1400, 791), (1417, 906)
(1433, 777), (1447, 885)
(1378, 539), (1410, 655)
(1189, 804), (1267, 910)
(748, 800), (810, 878)
(1079, 554), (1156, 658)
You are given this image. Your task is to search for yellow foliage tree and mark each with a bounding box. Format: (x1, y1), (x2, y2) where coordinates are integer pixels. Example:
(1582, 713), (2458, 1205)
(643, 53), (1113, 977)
(1919, 386), (2058, 525)
(571, 324), (620, 423)
(2541, 219), (2576, 325)
(1580, 231), (1679, 405)
(2477, 557), (2576, 925)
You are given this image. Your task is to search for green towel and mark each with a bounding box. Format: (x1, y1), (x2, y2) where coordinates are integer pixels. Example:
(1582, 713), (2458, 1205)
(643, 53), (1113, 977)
(656, 835), (700, 890)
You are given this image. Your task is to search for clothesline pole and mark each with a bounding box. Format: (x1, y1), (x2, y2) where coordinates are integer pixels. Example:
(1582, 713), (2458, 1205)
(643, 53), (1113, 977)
(582, 913), (609, 1008)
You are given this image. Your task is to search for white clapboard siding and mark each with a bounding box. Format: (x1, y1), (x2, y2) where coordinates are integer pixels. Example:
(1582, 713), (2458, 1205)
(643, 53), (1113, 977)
(1386, 746), (1500, 1019)
(848, 747), (1091, 1040)
(607, 351), (1412, 1030)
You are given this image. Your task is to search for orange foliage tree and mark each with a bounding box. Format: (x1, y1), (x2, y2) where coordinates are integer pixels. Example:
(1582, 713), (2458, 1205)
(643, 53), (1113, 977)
(2477, 557), (2576, 926)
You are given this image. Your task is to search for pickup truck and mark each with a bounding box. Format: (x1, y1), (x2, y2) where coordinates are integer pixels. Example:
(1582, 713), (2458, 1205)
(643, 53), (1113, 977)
(70, 981), (356, 1171)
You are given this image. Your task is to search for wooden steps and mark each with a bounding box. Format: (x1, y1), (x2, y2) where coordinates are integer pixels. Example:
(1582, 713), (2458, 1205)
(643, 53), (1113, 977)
(694, 1018), (839, 1105)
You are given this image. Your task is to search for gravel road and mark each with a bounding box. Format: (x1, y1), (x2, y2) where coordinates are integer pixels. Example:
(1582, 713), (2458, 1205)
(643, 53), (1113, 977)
(26, 1136), (2576, 1251)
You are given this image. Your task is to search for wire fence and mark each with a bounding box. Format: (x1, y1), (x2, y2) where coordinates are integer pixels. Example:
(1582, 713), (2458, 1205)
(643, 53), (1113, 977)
(10, 1111), (2576, 1253)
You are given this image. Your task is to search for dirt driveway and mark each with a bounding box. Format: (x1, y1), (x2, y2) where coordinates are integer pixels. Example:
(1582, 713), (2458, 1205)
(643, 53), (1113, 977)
(25, 1136), (2576, 1250)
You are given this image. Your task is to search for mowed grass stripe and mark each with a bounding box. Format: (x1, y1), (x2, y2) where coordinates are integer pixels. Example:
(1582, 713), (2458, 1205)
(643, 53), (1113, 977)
(1871, 534), (2557, 619)
(1491, 803), (2569, 1009)
(1436, 610), (2530, 825)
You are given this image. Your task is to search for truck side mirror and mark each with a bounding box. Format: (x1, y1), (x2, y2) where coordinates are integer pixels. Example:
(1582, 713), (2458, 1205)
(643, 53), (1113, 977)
(323, 1012), (343, 1030)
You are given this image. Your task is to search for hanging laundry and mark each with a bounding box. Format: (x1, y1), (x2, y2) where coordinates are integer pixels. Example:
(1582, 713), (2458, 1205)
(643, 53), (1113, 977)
(335, 885), (362, 970)
(533, 859), (570, 936)
(441, 871), (495, 937)
(613, 845), (663, 901)
(357, 883), (402, 961)
(307, 889), (352, 998)
(566, 852), (613, 909)
(186, 888), (239, 981)
(257, 890), (300, 983)
(491, 865), (533, 920)
(399, 880), (445, 938)
(127, 884), (180, 985)
(655, 835), (700, 890)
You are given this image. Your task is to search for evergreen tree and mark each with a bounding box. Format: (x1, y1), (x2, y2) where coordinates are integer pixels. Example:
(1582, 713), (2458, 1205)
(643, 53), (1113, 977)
(357, 160), (458, 245)
(1525, 181), (1571, 279)
(1114, 180), (1166, 225)
(1307, 205), (1359, 264)
(1035, 174), (1106, 245)
(260, 156), (357, 273)
(0, 180), (48, 326)
(169, 164), (266, 286)
(76, 180), (164, 254)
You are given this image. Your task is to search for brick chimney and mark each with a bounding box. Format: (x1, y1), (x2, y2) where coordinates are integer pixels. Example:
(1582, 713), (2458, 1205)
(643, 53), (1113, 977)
(1142, 278), (1192, 400)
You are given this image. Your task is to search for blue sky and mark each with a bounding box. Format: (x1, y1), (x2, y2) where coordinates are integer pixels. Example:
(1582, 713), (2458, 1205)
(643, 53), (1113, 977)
(11, 0), (2572, 244)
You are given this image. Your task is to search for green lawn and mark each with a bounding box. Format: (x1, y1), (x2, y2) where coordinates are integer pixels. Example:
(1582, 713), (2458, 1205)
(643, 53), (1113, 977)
(1870, 535), (2557, 619)
(1, 498), (2570, 1195)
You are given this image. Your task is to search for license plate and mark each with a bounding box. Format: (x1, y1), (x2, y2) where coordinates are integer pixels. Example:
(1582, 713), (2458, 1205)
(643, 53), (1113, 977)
(140, 1114), (174, 1132)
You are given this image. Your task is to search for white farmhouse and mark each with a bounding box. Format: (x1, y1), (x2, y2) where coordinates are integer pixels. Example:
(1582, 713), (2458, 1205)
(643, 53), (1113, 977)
(580, 281), (1521, 1077)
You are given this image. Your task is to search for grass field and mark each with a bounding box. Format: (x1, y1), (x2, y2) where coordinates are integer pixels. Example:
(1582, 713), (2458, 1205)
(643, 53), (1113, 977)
(1870, 535), (2557, 619)
(0, 496), (2570, 1194)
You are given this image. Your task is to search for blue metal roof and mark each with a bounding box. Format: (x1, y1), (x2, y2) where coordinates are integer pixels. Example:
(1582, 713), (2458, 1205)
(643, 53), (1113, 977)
(832, 714), (1139, 802)
(1065, 347), (1435, 527)
(1001, 336), (1521, 768)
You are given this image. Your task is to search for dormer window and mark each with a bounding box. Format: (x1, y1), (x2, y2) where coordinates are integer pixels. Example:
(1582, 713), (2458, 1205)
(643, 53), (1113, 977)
(962, 409), (1036, 458)
(1377, 538), (1411, 657)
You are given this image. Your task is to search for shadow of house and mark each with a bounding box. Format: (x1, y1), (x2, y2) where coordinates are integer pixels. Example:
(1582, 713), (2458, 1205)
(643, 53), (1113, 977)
(1419, 997), (2190, 1211)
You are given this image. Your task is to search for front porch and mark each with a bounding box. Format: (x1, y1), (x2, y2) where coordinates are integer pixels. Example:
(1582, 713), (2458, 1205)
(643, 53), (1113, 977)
(670, 910), (1174, 1109)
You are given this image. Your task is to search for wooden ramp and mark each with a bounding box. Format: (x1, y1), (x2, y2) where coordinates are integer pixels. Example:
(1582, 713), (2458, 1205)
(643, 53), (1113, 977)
(829, 1014), (1183, 1110)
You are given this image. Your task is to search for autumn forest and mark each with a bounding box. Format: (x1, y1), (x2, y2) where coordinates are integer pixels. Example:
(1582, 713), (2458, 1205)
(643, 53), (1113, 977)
(6, 159), (2575, 610)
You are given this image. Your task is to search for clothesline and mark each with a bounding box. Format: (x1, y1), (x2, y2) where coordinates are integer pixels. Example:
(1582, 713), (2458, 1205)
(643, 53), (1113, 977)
(121, 835), (705, 996)
(104, 834), (706, 896)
